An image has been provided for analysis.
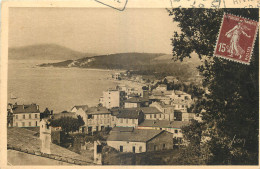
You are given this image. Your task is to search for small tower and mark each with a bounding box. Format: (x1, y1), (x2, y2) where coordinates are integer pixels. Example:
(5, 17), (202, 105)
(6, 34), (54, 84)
(40, 119), (51, 154)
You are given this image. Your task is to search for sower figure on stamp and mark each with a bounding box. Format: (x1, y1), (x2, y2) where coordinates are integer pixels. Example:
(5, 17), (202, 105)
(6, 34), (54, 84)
(225, 20), (251, 59)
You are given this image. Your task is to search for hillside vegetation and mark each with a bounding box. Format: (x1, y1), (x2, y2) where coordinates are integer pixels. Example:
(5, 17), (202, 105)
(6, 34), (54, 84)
(39, 52), (200, 80)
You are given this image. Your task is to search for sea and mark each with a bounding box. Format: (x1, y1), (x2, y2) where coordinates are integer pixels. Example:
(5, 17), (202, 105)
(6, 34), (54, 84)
(8, 60), (119, 113)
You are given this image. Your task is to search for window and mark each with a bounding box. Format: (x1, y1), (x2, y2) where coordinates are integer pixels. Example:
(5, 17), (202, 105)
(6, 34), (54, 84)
(97, 145), (102, 153)
(22, 122), (25, 127)
(88, 115), (93, 119)
(23, 115), (25, 119)
(120, 146), (123, 152)
(29, 122), (31, 126)
(29, 114), (31, 119)
(150, 114), (152, 118)
(132, 146), (135, 153)
(35, 121), (37, 126)
(175, 130), (178, 134)
(154, 114), (156, 118)
(96, 126), (99, 131)
(163, 144), (166, 149)
(159, 114), (161, 118)
(139, 146), (142, 152)
(16, 115), (18, 119)
(160, 128), (162, 130)
(101, 126), (104, 131)
(35, 114), (38, 118)
(88, 127), (92, 132)
(154, 145), (157, 151)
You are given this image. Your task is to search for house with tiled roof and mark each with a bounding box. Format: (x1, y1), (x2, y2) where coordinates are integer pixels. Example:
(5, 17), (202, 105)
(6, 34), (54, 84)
(83, 106), (111, 133)
(115, 108), (144, 128)
(70, 105), (89, 129)
(12, 103), (41, 127)
(124, 97), (149, 108)
(137, 120), (190, 141)
(155, 84), (167, 91)
(171, 90), (192, 101)
(107, 127), (173, 153)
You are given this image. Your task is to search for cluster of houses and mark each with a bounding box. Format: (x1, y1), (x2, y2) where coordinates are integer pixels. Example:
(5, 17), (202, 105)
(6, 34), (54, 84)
(7, 75), (202, 155)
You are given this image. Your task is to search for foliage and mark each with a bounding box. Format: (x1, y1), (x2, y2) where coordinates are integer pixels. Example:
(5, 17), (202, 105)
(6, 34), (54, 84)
(168, 8), (259, 165)
(50, 115), (85, 134)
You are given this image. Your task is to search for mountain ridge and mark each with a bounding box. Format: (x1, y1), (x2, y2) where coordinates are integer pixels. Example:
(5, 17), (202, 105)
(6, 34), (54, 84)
(9, 44), (96, 60)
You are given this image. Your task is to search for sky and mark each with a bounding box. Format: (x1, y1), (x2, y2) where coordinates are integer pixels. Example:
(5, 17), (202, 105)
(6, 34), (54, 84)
(9, 7), (179, 54)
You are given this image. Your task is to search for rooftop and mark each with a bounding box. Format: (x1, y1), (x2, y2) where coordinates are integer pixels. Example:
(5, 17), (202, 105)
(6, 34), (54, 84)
(71, 105), (88, 111)
(137, 107), (161, 114)
(116, 109), (142, 119)
(85, 106), (110, 115)
(7, 127), (93, 164)
(125, 97), (149, 103)
(12, 104), (40, 114)
(110, 127), (134, 132)
(139, 120), (190, 129)
(52, 111), (77, 119)
(107, 127), (163, 142)
(174, 90), (187, 95)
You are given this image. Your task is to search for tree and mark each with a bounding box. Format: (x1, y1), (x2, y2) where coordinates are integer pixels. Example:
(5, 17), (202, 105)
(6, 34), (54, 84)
(168, 8), (258, 164)
(50, 115), (85, 134)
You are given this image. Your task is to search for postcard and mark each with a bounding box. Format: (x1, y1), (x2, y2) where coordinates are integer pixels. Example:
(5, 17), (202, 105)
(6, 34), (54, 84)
(0, 0), (259, 168)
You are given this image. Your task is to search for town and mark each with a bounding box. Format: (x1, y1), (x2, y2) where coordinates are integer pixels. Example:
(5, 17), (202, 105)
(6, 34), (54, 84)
(7, 72), (204, 165)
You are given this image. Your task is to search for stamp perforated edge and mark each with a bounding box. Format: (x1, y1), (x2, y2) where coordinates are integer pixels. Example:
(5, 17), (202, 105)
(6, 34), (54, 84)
(213, 12), (259, 65)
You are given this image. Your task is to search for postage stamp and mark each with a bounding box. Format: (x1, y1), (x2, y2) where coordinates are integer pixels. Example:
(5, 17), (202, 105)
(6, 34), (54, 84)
(95, 0), (128, 11)
(214, 13), (258, 65)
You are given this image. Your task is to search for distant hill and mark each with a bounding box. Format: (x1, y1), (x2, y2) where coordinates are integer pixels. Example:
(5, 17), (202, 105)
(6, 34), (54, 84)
(8, 44), (96, 60)
(39, 52), (201, 80)
(40, 53), (165, 69)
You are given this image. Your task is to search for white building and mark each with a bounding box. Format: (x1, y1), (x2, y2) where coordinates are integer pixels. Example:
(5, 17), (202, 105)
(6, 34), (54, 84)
(155, 84), (167, 91)
(171, 90), (192, 101)
(100, 89), (125, 109)
(12, 103), (41, 127)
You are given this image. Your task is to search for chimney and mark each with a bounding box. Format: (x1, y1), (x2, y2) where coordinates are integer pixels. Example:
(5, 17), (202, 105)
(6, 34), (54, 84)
(40, 119), (51, 154)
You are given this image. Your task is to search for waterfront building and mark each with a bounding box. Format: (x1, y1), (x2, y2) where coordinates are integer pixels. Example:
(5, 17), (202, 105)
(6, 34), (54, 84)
(12, 103), (41, 127)
(100, 89), (125, 109)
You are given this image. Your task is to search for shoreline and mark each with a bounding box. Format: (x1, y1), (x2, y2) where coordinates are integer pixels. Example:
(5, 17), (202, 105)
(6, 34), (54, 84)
(37, 65), (126, 72)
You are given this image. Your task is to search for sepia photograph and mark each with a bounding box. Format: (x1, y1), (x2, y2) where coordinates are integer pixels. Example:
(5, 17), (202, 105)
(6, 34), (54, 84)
(2, 4), (259, 166)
